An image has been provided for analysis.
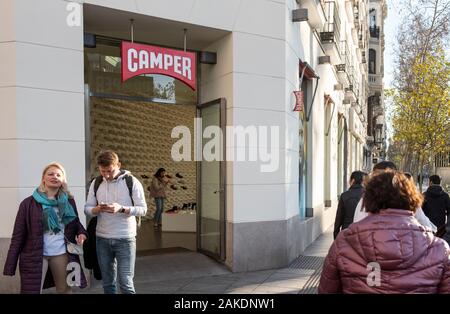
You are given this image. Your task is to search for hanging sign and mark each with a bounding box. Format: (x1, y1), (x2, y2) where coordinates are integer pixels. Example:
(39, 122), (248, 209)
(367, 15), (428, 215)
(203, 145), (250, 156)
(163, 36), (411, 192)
(293, 90), (304, 111)
(121, 41), (197, 90)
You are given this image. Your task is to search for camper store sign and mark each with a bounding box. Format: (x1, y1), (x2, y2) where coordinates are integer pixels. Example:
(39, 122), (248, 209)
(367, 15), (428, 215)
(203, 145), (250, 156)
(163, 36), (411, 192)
(121, 41), (197, 90)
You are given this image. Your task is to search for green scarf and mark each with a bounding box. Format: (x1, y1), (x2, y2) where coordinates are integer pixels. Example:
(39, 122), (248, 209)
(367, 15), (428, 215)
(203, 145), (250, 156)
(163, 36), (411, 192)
(32, 189), (77, 233)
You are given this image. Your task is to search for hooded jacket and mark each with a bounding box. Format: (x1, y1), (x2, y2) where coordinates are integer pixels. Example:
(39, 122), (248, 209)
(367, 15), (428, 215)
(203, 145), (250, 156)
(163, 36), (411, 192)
(84, 170), (147, 239)
(423, 185), (450, 229)
(319, 209), (450, 294)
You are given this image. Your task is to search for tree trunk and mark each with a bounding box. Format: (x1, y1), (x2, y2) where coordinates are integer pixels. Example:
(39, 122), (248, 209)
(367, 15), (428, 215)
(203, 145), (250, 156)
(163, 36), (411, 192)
(418, 154), (425, 193)
(430, 152), (436, 175)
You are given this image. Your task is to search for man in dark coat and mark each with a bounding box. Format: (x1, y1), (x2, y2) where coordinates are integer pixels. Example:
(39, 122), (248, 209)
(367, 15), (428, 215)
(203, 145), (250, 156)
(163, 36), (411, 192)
(423, 175), (450, 237)
(333, 171), (366, 239)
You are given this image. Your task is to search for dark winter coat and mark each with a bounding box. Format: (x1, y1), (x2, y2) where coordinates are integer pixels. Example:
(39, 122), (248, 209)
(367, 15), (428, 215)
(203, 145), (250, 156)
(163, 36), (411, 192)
(3, 196), (88, 294)
(423, 185), (450, 231)
(333, 184), (364, 239)
(83, 217), (102, 280)
(319, 209), (450, 294)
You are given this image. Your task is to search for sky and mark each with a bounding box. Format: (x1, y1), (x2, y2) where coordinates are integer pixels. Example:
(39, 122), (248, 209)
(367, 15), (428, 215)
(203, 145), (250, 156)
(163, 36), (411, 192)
(382, 0), (401, 145)
(383, 0), (401, 89)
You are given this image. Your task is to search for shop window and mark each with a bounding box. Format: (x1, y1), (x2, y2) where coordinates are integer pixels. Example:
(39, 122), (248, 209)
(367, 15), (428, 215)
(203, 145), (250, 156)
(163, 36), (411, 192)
(369, 49), (376, 74)
(84, 43), (197, 105)
(299, 78), (308, 218)
(369, 8), (376, 28)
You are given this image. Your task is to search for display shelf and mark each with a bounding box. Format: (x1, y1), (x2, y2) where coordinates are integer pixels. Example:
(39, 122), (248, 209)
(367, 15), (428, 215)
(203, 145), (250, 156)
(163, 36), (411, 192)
(162, 210), (197, 232)
(90, 98), (197, 221)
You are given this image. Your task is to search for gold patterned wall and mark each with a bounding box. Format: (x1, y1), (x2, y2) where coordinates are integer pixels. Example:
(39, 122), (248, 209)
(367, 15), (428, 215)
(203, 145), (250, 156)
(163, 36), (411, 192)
(89, 97), (197, 221)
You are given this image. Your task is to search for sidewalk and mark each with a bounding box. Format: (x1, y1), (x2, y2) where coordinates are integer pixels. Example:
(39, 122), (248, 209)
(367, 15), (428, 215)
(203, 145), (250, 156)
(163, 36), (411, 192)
(78, 227), (334, 294)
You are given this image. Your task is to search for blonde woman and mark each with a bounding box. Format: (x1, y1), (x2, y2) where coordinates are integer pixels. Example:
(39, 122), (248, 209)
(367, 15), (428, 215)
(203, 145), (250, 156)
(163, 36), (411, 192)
(3, 162), (88, 294)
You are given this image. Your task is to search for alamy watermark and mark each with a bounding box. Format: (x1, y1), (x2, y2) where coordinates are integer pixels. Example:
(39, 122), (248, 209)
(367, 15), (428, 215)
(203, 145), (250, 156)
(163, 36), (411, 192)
(366, 262), (381, 287)
(66, 2), (82, 27)
(66, 262), (81, 287)
(171, 119), (280, 173)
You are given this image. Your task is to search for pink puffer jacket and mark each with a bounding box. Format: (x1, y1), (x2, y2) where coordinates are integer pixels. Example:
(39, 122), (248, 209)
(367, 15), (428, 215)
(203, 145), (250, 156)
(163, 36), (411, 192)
(319, 209), (450, 294)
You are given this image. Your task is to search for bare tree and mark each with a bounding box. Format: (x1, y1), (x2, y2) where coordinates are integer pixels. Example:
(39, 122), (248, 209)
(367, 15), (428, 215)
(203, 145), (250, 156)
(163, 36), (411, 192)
(393, 0), (450, 91)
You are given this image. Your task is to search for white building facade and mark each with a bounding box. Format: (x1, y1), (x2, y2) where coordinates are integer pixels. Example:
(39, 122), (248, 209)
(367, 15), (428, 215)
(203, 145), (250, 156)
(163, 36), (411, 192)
(366, 0), (387, 166)
(0, 0), (373, 292)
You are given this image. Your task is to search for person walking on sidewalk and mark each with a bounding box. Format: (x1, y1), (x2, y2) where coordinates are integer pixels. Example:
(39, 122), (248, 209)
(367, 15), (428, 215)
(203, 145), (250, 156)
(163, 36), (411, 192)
(422, 175), (450, 238)
(333, 171), (366, 239)
(319, 170), (450, 293)
(84, 151), (147, 294)
(352, 161), (436, 232)
(3, 162), (88, 294)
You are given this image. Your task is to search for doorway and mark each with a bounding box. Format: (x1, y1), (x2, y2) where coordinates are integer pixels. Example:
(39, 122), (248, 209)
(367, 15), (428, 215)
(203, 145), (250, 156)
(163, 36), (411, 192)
(84, 42), (226, 260)
(197, 98), (227, 261)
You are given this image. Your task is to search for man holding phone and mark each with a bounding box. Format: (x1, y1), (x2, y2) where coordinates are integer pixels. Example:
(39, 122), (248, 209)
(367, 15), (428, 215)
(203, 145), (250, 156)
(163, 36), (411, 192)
(84, 151), (147, 294)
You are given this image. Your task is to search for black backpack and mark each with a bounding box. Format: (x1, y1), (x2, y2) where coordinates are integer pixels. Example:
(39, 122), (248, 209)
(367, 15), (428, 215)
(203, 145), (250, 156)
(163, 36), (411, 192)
(93, 173), (134, 206)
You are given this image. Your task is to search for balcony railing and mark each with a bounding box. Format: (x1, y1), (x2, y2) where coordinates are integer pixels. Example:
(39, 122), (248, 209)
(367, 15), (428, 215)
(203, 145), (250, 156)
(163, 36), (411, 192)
(358, 26), (366, 49)
(299, 0), (327, 29)
(336, 41), (350, 71)
(320, 1), (341, 53)
(345, 67), (355, 92)
(369, 74), (382, 85)
(370, 26), (380, 39)
(353, 6), (359, 29)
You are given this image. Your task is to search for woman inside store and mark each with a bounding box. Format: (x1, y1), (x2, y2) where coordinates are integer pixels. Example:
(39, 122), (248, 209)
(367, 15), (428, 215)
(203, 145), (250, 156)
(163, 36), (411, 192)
(319, 170), (450, 293)
(3, 162), (88, 294)
(149, 167), (171, 229)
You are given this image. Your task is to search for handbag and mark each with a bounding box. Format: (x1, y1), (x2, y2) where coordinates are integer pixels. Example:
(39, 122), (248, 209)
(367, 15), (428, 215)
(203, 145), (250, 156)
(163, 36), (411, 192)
(65, 236), (84, 255)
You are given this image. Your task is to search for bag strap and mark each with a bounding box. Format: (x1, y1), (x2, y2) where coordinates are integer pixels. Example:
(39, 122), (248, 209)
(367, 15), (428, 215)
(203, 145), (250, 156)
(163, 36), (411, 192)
(93, 174), (134, 205)
(123, 175), (135, 206)
(93, 176), (103, 205)
(123, 174), (141, 228)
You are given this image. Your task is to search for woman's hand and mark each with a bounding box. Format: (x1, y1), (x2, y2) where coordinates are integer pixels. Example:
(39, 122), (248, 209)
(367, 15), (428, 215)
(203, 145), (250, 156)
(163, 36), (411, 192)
(76, 234), (87, 245)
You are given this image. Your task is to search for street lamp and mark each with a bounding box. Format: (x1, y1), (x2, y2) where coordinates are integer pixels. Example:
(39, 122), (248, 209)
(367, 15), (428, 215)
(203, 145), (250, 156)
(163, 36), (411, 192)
(375, 124), (383, 144)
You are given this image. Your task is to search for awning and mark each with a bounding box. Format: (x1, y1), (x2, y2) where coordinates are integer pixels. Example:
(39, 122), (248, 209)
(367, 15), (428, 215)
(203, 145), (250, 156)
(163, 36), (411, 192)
(299, 61), (319, 80)
(325, 95), (336, 136)
(299, 60), (320, 122)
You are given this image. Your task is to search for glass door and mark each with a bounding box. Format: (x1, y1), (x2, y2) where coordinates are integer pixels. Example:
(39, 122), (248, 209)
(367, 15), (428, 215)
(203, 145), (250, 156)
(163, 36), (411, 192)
(197, 98), (226, 261)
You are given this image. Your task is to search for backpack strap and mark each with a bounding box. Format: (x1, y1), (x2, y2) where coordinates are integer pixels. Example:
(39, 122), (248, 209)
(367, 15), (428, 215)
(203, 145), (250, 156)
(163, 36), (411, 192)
(123, 174), (141, 228)
(123, 174), (135, 206)
(93, 176), (103, 205)
(93, 174), (135, 205)
(92, 173), (141, 227)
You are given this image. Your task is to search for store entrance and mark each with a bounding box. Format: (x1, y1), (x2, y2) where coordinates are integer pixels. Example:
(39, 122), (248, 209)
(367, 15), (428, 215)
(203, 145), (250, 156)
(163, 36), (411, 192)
(84, 43), (227, 261)
(87, 94), (198, 253)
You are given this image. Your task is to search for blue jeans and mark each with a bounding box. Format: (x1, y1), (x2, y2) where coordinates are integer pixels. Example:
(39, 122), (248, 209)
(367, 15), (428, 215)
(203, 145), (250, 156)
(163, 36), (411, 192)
(154, 197), (164, 224)
(96, 236), (136, 294)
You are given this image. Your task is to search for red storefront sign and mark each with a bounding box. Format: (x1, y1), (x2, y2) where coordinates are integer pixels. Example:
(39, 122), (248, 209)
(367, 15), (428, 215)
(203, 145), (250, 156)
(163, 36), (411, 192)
(293, 90), (304, 111)
(121, 41), (197, 90)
